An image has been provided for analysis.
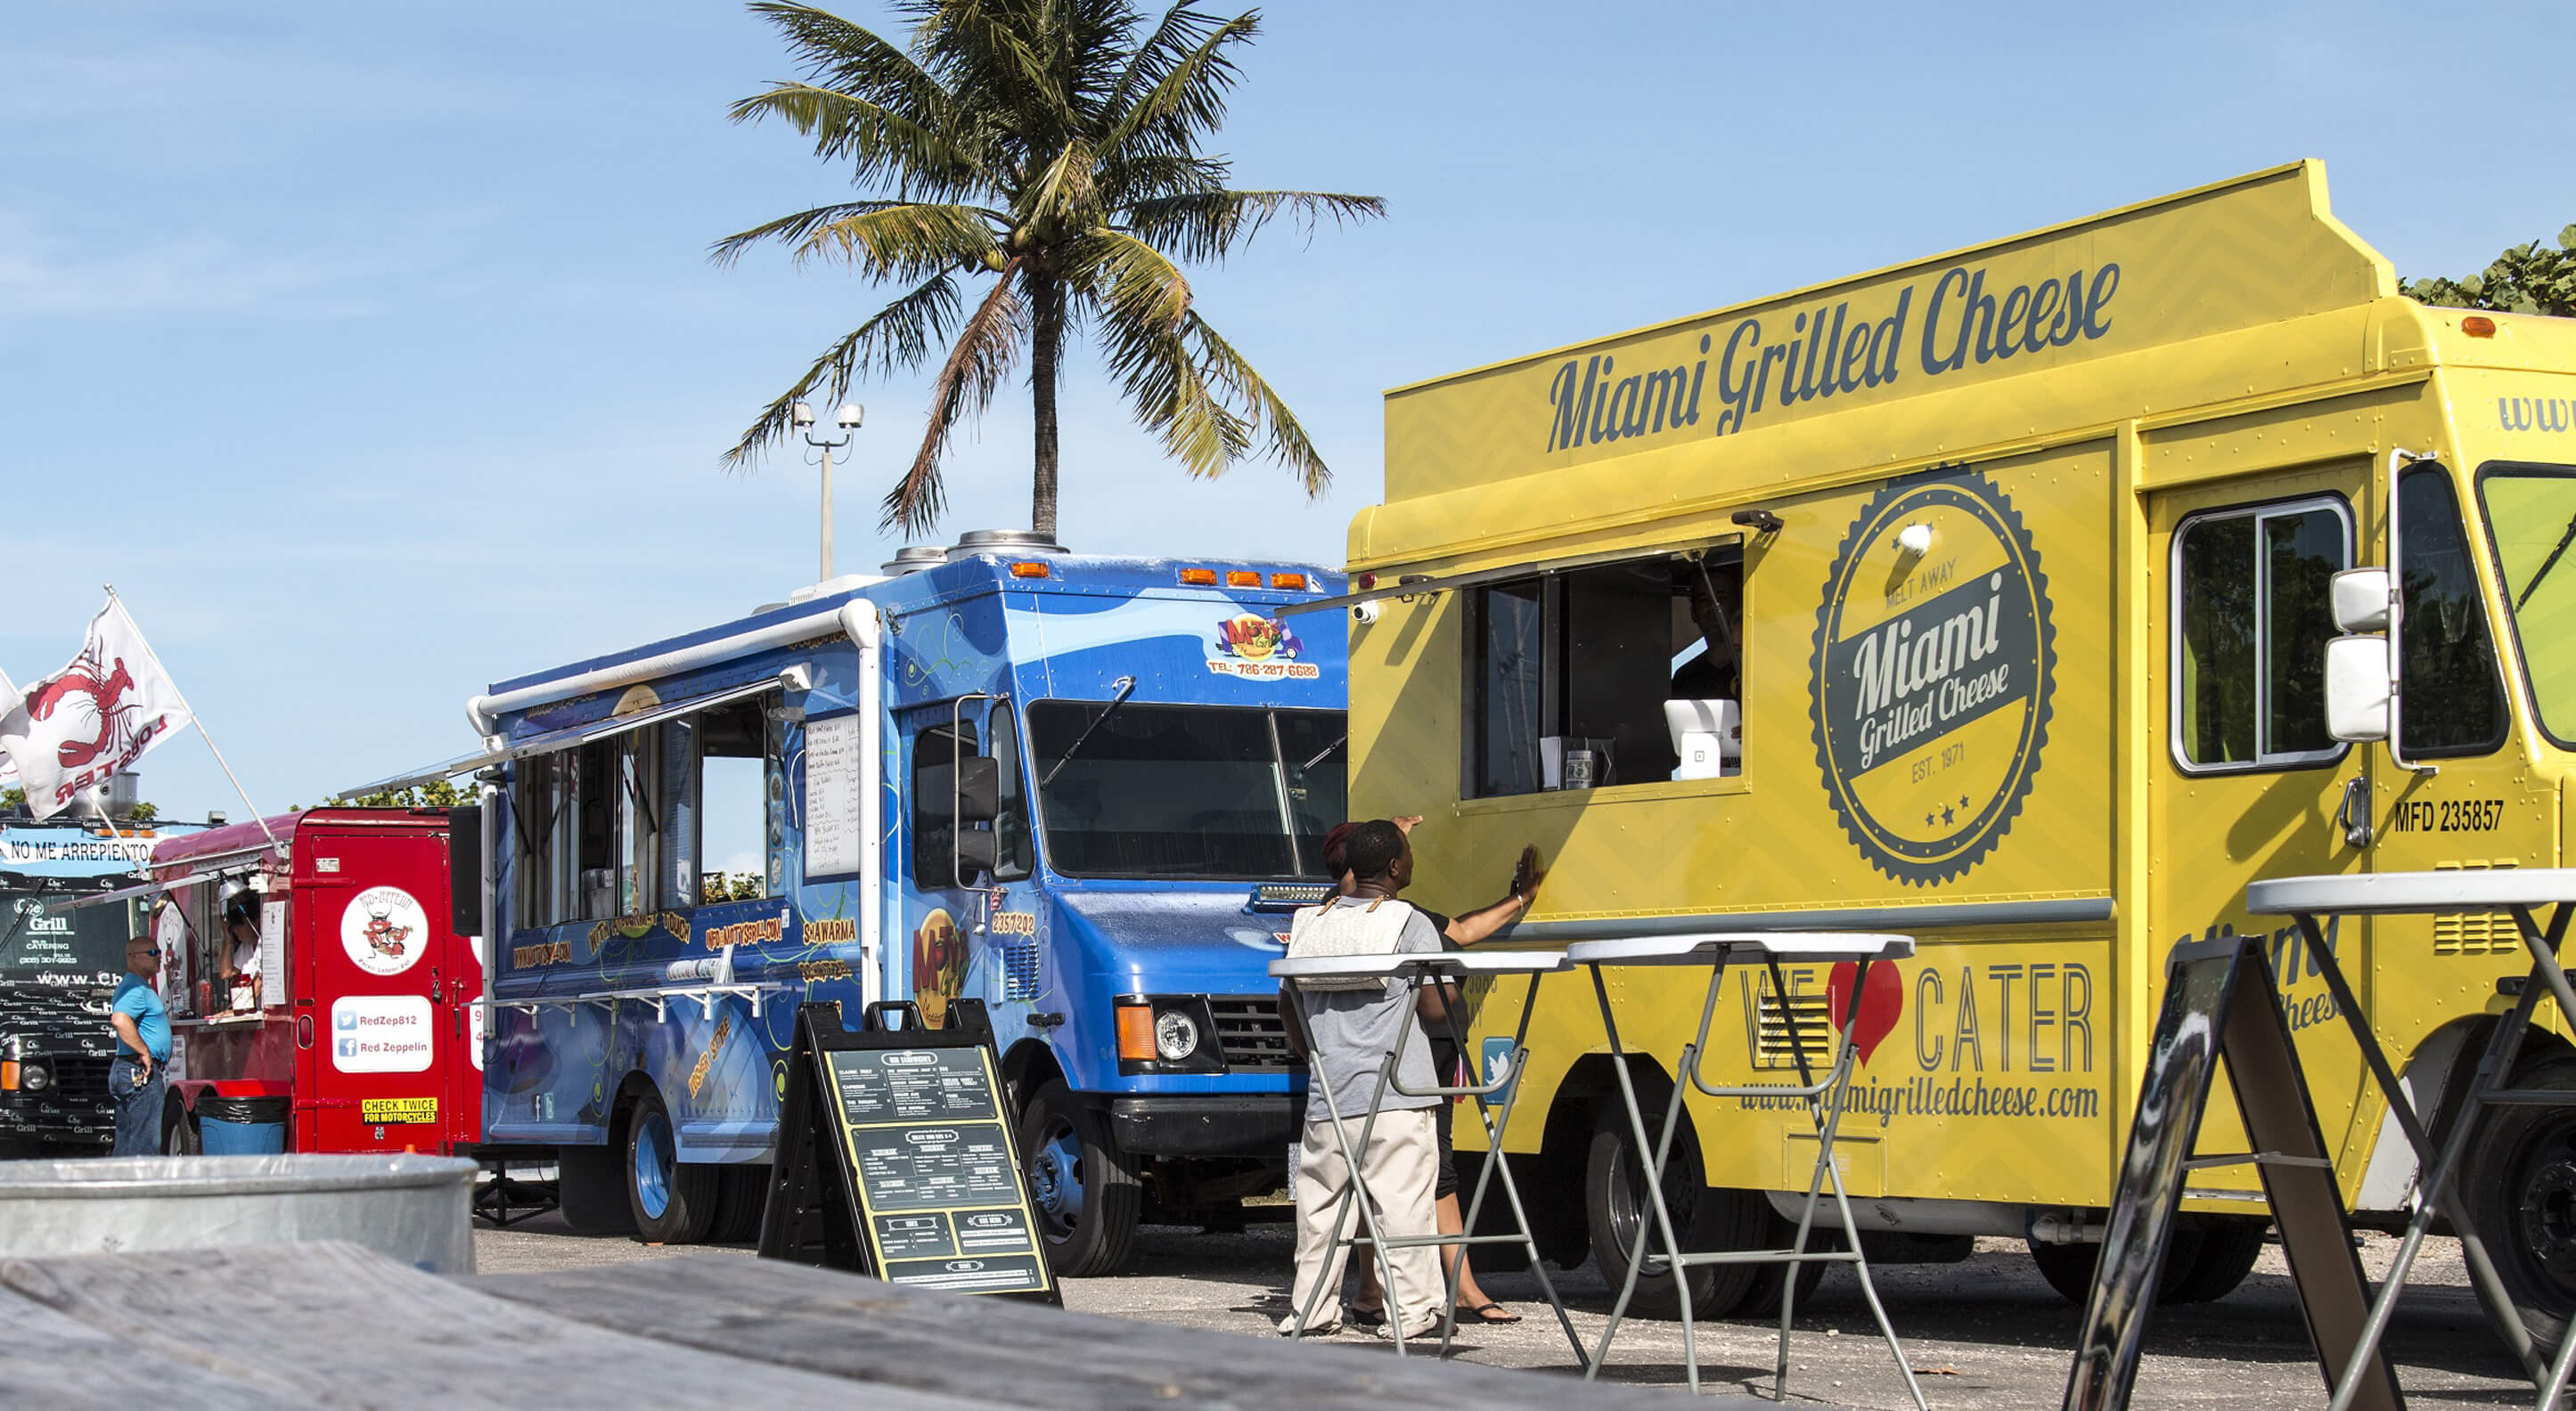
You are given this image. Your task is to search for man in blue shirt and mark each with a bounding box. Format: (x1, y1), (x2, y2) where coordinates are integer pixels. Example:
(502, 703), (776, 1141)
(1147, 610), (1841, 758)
(109, 934), (171, 1156)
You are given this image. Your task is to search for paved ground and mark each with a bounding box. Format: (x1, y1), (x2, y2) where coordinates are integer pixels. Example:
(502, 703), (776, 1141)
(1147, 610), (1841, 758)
(475, 1215), (2539, 1407)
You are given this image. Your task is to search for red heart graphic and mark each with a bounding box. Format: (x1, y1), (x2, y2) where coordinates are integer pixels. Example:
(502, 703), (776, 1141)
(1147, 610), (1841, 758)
(1827, 959), (1904, 1065)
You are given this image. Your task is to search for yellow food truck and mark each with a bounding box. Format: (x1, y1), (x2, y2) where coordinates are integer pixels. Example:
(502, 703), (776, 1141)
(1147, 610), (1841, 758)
(1326, 160), (2576, 1349)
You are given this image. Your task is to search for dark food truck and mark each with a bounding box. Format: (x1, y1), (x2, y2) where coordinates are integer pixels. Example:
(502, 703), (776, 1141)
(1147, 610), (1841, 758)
(0, 820), (180, 1154)
(144, 807), (485, 1155)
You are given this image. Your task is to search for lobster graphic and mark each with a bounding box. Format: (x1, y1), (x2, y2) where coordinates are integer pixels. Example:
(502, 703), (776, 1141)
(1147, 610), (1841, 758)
(26, 656), (135, 769)
(363, 905), (412, 959)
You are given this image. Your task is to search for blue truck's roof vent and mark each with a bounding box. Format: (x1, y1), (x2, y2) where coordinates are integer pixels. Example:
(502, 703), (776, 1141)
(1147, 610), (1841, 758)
(879, 545), (947, 575)
(1249, 882), (1336, 912)
(948, 528), (1064, 560)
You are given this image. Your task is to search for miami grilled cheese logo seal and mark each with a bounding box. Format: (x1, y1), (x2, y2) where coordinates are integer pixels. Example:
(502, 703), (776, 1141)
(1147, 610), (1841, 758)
(1811, 465), (2055, 885)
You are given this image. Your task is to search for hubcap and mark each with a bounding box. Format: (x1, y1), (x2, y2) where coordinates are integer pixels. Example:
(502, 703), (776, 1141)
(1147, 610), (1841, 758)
(634, 1109), (675, 1220)
(1607, 1126), (1694, 1272)
(2516, 1153), (2576, 1278)
(1026, 1117), (1086, 1239)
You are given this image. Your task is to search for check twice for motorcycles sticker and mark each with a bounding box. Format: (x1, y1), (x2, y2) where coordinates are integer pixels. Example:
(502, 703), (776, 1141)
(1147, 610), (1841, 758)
(1810, 464), (2055, 885)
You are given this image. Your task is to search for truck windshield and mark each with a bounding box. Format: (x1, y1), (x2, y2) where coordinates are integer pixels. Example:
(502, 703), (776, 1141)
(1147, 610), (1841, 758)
(2480, 465), (2576, 746)
(0, 886), (131, 986)
(1026, 703), (1347, 880)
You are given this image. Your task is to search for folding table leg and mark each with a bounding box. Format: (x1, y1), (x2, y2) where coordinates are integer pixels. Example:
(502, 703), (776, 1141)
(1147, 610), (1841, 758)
(1439, 972), (1589, 1367)
(2302, 911), (2541, 1382)
(1585, 961), (1705, 1393)
(2325, 927), (2553, 1411)
(1282, 981), (1404, 1346)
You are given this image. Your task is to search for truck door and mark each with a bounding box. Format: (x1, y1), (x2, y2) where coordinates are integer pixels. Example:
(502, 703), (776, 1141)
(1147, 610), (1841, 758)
(898, 697), (1034, 1029)
(2148, 468), (2371, 1190)
(296, 828), (459, 1152)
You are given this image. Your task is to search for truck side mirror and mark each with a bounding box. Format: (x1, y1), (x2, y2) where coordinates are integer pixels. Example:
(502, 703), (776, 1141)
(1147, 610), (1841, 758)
(954, 831), (999, 876)
(2331, 567), (2391, 633)
(2325, 633), (2392, 741)
(953, 756), (1000, 824)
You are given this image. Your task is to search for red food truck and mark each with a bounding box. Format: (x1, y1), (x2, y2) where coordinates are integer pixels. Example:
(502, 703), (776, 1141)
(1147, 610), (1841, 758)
(136, 807), (485, 1156)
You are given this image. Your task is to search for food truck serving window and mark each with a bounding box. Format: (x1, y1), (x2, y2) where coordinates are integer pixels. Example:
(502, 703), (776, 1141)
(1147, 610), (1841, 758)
(2171, 497), (2350, 772)
(1026, 704), (1345, 880)
(1468, 543), (1745, 797)
(511, 690), (782, 926)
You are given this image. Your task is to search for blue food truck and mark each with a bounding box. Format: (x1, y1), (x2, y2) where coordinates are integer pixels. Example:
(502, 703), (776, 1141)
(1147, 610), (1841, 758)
(371, 532), (1345, 1271)
(0, 812), (200, 1153)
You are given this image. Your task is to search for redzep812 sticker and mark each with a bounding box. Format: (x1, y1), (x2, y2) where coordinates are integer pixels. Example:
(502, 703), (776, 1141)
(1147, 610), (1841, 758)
(1811, 464), (2056, 885)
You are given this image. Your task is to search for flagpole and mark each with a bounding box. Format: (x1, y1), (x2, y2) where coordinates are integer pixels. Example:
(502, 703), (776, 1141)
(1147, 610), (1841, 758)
(103, 588), (283, 853)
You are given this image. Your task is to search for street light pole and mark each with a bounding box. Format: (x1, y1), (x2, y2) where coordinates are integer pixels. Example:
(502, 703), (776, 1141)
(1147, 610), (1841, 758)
(791, 401), (863, 583)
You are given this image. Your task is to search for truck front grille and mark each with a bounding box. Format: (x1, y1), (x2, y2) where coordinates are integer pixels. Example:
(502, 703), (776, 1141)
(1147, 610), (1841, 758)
(1210, 995), (1293, 1069)
(50, 1056), (111, 1097)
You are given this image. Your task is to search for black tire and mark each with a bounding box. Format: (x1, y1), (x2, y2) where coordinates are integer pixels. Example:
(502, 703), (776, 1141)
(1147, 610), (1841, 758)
(2462, 1051), (2576, 1353)
(709, 1162), (772, 1244)
(2163, 1219), (2267, 1303)
(1738, 1211), (1834, 1317)
(160, 1101), (199, 1156)
(2026, 1228), (2207, 1307)
(558, 1143), (636, 1235)
(1582, 1100), (1770, 1319)
(1018, 1079), (1141, 1276)
(623, 1088), (717, 1244)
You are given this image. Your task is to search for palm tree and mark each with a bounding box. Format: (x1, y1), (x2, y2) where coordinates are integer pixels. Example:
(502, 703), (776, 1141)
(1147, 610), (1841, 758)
(715, 0), (1383, 539)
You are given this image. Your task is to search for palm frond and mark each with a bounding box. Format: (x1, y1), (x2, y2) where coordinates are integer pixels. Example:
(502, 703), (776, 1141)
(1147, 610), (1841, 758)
(1100, 9), (1256, 160)
(1018, 137), (1100, 231)
(1185, 309), (1329, 493)
(1124, 189), (1384, 263)
(1100, 309), (1250, 480)
(727, 84), (989, 198)
(1064, 228), (1190, 334)
(886, 264), (1026, 531)
(1106, 4), (1226, 118)
(748, 4), (956, 119)
(717, 201), (1001, 279)
(724, 272), (964, 469)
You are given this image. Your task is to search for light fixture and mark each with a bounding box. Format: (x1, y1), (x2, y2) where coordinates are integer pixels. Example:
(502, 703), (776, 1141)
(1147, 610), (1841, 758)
(835, 404), (863, 430)
(790, 402), (816, 429)
(1153, 1009), (1199, 1063)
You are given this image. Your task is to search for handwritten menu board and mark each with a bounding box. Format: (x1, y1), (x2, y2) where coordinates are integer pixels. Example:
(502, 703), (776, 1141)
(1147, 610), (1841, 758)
(820, 1045), (1051, 1295)
(803, 712), (863, 882)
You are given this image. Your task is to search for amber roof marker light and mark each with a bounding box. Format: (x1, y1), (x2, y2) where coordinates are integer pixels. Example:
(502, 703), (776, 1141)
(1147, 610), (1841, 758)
(1178, 567), (1218, 585)
(1010, 561), (1050, 578)
(2462, 314), (2498, 338)
(1269, 573), (1310, 590)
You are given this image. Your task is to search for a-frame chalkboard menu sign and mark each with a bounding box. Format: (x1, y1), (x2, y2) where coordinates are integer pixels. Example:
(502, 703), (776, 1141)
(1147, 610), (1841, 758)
(758, 999), (1059, 1304)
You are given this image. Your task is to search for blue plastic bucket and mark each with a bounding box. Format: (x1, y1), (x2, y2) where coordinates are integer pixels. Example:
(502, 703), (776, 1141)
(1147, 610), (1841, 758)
(197, 1096), (289, 1155)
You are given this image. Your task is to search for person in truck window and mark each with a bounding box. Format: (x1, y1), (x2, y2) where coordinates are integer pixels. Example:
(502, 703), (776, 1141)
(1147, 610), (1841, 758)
(217, 893), (260, 1013)
(1330, 818), (1546, 1326)
(1669, 563), (1742, 701)
(1277, 820), (1447, 1340)
(108, 934), (170, 1156)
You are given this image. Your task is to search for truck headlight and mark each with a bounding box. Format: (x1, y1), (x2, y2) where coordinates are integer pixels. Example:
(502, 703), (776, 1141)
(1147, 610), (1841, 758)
(18, 1061), (48, 1092)
(1153, 1010), (1199, 1063)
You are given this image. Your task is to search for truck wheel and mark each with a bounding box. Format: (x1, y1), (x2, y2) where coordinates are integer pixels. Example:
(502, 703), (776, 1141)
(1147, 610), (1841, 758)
(1738, 1209), (1833, 1316)
(1583, 1104), (1768, 1319)
(161, 1101), (199, 1155)
(624, 1088), (716, 1244)
(2462, 1051), (2576, 1353)
(2026, 1229), (2206, 1306)
(1018, 1079), (1140, 1276)
(709, 1162), (772, 1244)
(558, 1144), (636, 1235)
(2163, 1219), (2267, 1303)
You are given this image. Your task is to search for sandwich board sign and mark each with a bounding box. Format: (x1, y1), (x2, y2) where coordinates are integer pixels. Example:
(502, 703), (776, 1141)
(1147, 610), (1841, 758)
(757, 999), (1059, 1303)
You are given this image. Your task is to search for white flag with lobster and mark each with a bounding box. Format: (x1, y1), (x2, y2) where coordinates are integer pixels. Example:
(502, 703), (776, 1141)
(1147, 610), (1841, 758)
(0, 598), (192, 820)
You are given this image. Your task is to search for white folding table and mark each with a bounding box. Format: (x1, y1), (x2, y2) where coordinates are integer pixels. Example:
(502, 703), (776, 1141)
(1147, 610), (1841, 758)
(1566, 932), (1927, 1407)
(2245, 869), (2576, 1411)
(1269, 949), (1586, 1364)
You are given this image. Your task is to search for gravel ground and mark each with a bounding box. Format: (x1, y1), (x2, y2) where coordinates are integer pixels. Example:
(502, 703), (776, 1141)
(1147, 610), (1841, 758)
(474, 1215), (2537, 1407)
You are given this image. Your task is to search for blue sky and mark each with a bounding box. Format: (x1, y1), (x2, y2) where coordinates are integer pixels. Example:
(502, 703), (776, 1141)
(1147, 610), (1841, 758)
(3, 0), (2570, 820)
